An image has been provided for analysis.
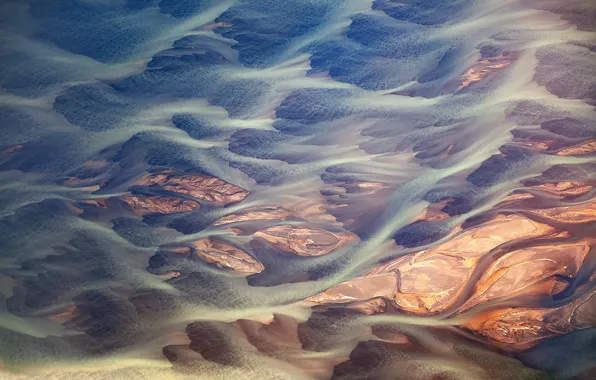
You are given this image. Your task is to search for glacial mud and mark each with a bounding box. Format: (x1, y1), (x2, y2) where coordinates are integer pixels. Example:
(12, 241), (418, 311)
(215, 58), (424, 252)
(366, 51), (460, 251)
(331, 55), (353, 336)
(0, 0), (595, 379)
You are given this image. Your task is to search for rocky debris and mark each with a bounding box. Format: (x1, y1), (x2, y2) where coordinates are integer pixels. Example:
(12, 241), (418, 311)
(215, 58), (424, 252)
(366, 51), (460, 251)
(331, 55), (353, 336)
(307, 273), (397, 305)
(496, 182), (595, 208)
(391, 253), (472, 314)
(153, 238), (263, 274)
(409, 198), (453, 223)
(57, 159), (116, 190)
(417, 214), (555, 261)
(79, 199), (110, 209)
(461, 240), (592, 310)
(513, 137), (596, 157)
(135, 170), (249, 204)
(312, 298), (389, 316)
(77, 170), (249, 216)
(384, 215), (557, 314)
(371, 327), (410, 345)
(461, 289), (596, 349)
(340, 181), (388, 195)
(213, 206), (290, 226)
(526, 199), (596, 224)
(495, 192), (536, 207)
(157, 271), (182, 280)
(0, 144), (23, 158)
(555, 139), (596, 156)
(49, 305), (80, 324)
(307, 214), (558, 314)
(119, 195), (201, 215)
(532, 181), (594, 197)
(303, 206), (595, 349)
(457, 52), (519, 91)
(463, 308), (562, 349)
(350, 298), (388, 315)
(190, 238), (264, 274)
(254, 224), (356, 256)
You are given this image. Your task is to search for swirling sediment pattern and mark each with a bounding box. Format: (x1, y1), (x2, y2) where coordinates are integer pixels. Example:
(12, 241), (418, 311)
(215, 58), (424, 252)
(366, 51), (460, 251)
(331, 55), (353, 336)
(0, 0), (595, 379)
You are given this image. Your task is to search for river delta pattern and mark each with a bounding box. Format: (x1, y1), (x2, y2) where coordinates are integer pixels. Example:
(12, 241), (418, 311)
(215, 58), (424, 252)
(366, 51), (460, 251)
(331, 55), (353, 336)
(0, 0), (595, 379)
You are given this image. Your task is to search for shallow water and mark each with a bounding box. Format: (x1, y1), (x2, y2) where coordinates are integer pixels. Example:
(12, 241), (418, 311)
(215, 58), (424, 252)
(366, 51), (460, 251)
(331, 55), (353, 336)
(0, 0), (595, 379)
